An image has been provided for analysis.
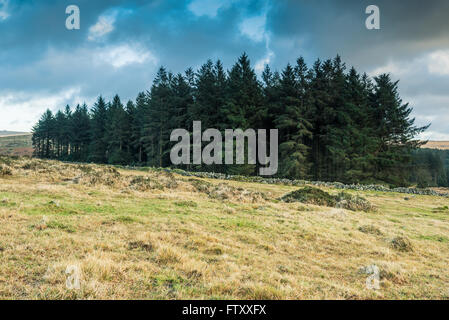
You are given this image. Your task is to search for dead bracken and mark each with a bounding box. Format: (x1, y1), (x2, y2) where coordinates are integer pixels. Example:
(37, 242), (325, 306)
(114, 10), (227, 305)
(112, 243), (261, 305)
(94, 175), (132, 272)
(358, 225), (383, 236)
(128, 241), (154, 252)
(0, 165), (12, 176)
(390, 236), (414, 252)
(129, 176), (164, 191)
(189, 178), (267, 202)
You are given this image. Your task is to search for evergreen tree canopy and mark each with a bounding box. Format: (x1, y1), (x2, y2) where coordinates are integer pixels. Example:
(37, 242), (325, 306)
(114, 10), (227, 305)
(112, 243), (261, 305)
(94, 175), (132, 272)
(32, 54), (430, 187)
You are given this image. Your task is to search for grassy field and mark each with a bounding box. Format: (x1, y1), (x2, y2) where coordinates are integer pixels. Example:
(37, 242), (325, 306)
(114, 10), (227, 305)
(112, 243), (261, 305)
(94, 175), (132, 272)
(0, 131), (29, 137)
(0, 156), (449, 299)
(0, 134), (33, 157)
(421, 141), (449, 150)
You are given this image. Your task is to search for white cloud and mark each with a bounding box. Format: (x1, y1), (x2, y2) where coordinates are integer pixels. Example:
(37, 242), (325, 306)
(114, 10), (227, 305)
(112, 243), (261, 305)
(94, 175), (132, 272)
(255, 34), (274, 73)
(370, 50), (449, 78)
(238, 5), (275, 74)
(95, 44), (157, 69)
(0, 88), (82, 132)
(254, 51), (273, 73)
(0, 0), (10, 21)
(0, 43), (159, 132)
(88, 14), (116, 41)
(369, 61), (406, 77)
(428, 50), (449, 75)
(368, 52), (449, 141)
(417, 131), (449, 141)
(239, 14), (267, 43)
(188, 0), (231, 18)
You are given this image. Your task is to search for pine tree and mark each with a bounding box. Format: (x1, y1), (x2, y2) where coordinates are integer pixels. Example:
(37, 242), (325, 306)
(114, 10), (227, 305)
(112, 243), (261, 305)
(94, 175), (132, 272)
(326, 56), (352, 181)
(226, 53), (264, 130)
(189, 60), (228, 172)
(308, 59), (334, 180)
(30, 54), (431, 187)
(125, 100), (137, 163)
(343, 68), (376, 182)
(32, 109), (55, 158)
(142, 67), (173, 167)
(70, 104), (91, 161)
(105, 95), (132, 164)
(370, 74), (429, 185)
(54, 110), (66, 158)
(61, 105), (73, 158)
(225, 53), (264, 175)
(131, 92), (149, 164)
(275, 62), (312, 178)
(261, 64), (281, 130)
(88, 96), (108, 163)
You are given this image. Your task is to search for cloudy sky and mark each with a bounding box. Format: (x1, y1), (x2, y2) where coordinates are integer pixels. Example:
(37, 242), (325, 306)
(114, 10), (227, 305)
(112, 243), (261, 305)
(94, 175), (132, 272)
(0, 0), (448, 139)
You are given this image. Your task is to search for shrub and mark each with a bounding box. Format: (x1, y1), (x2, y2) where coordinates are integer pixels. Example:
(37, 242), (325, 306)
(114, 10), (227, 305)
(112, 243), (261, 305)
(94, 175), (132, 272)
(0, 165), (12, 176)
(335, 192), (374, 212)
(129, 176), (164, 191)
(280, 186), (336, 206)
(390, 236), (413, 252)
(190, 179), (266, 202)
(358, 225), (383, 235)
(189, 178), (213, 193)
(281, 187), (374, 212)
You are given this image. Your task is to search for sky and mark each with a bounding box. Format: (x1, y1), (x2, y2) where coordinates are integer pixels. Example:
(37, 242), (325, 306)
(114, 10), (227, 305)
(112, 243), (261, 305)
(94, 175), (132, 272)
(0, 0), (448, 139)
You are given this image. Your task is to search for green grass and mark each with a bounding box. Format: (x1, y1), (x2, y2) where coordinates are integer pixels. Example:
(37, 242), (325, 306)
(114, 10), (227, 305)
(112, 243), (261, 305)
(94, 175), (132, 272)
(417, 234), (449, 243)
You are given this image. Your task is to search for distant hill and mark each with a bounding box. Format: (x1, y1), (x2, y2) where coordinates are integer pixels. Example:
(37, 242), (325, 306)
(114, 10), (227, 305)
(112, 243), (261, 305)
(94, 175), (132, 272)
(0, 134), (33, 156)
(0, 131), (30, 137)
(421, 141), (449, 150)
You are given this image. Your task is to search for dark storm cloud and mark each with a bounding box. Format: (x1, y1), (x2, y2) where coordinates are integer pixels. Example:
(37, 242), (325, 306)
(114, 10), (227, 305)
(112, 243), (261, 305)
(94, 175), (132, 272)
(0, 0), (270, 94)
(268, 0), (449, 68)
(266, 0), (449, 139)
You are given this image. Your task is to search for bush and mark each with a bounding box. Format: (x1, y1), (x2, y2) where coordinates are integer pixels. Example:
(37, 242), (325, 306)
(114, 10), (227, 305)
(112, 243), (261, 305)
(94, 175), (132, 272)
(281, 187), (374, 212)
(189, 179), (266, 202)
(280, 186), (336, 206)
(129, 176), (164, 191)
(390, 236), (413, 252)
(0, 165), (12, 176)
(358, 225), (383, 235)
(335, 192), (374, 212)
(189, 179), (213, 193)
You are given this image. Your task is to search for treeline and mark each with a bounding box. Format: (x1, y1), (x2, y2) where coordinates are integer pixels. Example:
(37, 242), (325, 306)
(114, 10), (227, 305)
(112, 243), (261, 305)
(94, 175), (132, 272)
(410, 149), (449, 187)
(32, 53), (428, 186)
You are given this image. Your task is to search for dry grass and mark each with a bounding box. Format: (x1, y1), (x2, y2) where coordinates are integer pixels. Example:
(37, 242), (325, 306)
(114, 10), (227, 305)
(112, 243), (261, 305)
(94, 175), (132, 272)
(421, 141), (449, 150)
(0, 134), (33, 156)
(1, 156), (449, 299)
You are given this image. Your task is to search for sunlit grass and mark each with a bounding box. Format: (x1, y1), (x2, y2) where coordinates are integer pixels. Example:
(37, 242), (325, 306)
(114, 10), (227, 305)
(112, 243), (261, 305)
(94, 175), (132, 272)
(0, 156), (448, 299)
